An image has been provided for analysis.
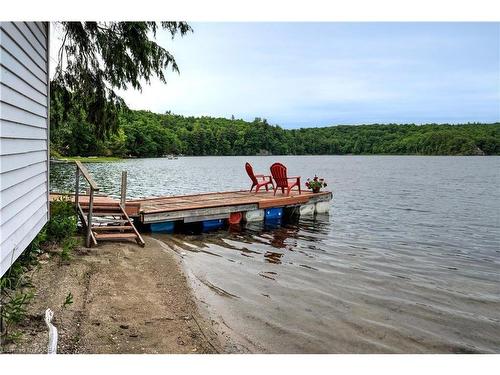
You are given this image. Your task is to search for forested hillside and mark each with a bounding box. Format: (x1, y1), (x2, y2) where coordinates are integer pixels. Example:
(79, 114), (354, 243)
(50, 109), (500, 157)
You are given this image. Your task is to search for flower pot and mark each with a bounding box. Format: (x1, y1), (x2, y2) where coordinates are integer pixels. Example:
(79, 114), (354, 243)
(312, 187), (320, 193)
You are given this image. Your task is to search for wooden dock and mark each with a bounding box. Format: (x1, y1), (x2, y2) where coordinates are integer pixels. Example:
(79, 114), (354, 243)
(131, 190), (332, 224)
(50, 162), (332, 245)
(51, 189), (332, 230)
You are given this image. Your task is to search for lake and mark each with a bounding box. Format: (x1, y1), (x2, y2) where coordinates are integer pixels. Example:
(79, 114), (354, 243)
(50, 156), (500, 353)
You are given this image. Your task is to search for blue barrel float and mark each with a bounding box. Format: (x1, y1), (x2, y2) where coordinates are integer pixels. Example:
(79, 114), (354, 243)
(264, 207), (283, 222)
(150, 221), (175, 233)
(202, 218), (225, 232)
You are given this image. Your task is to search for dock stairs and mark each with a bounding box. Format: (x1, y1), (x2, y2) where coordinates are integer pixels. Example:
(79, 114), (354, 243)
(79, 201), (145, 247)
(74, 161), (145, 247)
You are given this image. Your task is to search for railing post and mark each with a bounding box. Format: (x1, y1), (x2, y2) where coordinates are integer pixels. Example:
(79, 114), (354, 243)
(75, 164), (80, 210)
(120, 171), (127, 207)
(86, 188), (94, 248)
(75, 160), (99, 248)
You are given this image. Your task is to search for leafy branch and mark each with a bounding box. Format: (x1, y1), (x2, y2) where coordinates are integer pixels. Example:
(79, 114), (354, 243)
(51, 22), (192, 140)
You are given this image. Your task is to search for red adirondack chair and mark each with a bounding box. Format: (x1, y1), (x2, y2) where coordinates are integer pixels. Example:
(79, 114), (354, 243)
(270, 162), (301, 196)
(245, 162), (274, 193)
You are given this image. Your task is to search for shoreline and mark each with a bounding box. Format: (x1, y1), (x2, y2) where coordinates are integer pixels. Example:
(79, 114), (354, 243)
(148, 237), (256, 354)
(50, 155), (499, 163)
(1, 236), (222, 354)
(52, 156), (123, 163)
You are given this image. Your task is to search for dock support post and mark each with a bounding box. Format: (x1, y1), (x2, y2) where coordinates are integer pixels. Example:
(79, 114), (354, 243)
(86, 188), (94, 248)
(75, 166), (80, 211)
(120, 171), (127, 207)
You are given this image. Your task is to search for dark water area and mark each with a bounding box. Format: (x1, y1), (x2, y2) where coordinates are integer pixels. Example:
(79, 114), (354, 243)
(50, 156), (500, 353)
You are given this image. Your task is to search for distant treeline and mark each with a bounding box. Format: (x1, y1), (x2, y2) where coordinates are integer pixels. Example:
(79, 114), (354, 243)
(50, 109), (500, 157)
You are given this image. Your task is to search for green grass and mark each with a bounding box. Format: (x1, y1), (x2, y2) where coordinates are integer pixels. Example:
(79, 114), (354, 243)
(53, 156), (123, 163)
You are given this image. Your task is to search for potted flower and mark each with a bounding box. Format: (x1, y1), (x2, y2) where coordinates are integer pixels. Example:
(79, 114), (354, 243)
(305, 176), (327, 193)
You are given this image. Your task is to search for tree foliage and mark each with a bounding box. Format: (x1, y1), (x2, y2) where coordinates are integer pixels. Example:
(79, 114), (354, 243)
(49, 108), (500, 157)
(51, 22), (192, 139)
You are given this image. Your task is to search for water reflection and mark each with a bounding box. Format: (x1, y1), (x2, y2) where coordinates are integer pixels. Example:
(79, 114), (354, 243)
(264, 252), (283, 264)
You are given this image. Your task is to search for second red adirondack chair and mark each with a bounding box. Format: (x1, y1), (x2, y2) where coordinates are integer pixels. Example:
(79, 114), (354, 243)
(245, 162), (274, 193)
(270, 162), (301, 196)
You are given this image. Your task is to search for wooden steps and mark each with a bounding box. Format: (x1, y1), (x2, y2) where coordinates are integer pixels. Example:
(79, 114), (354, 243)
(82, 206), (122, 212)
(92, 226), (133, 231)
(94, 233), (138, 240)
(90, 212), (124, 216)
(92, 218), (129, 224)
(78, 202), (145, 247)
(69, 161), (145, 248)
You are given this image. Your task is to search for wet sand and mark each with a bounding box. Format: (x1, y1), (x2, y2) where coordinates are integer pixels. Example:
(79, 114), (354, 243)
(1, 236), (222, 354)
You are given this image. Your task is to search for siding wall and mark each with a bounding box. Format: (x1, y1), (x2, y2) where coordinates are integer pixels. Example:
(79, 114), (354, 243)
(0, 22), (49, 277)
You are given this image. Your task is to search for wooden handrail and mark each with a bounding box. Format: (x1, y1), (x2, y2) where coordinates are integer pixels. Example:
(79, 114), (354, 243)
(74, 161), (99, 247)
(75, 160), (99, 191)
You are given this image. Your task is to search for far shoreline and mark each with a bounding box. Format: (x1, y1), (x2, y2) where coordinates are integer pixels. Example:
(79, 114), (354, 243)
(51, 154), (500, 164)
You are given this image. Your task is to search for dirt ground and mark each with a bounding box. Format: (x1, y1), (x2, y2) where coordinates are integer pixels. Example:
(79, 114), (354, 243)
(1, 236), (223, 354)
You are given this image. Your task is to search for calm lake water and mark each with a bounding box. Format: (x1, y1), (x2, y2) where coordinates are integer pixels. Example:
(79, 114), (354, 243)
(50, 156), (500, 353)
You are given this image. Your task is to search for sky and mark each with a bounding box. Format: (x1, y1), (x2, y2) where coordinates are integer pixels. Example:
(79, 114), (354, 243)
(51, 22), (500, 128)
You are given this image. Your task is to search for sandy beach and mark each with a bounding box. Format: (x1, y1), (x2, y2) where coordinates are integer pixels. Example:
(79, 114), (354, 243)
(1, 237), (223, 354)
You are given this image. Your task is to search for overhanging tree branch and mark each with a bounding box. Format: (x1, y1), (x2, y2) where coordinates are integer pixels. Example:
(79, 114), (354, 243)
(51, 21), (192, 139)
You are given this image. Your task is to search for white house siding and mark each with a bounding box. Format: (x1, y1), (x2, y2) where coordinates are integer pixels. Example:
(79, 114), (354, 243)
(0, 22), (49, 277)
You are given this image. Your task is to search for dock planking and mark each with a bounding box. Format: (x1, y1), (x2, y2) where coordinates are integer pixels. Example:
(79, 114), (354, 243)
(51, 190), (332, 225)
